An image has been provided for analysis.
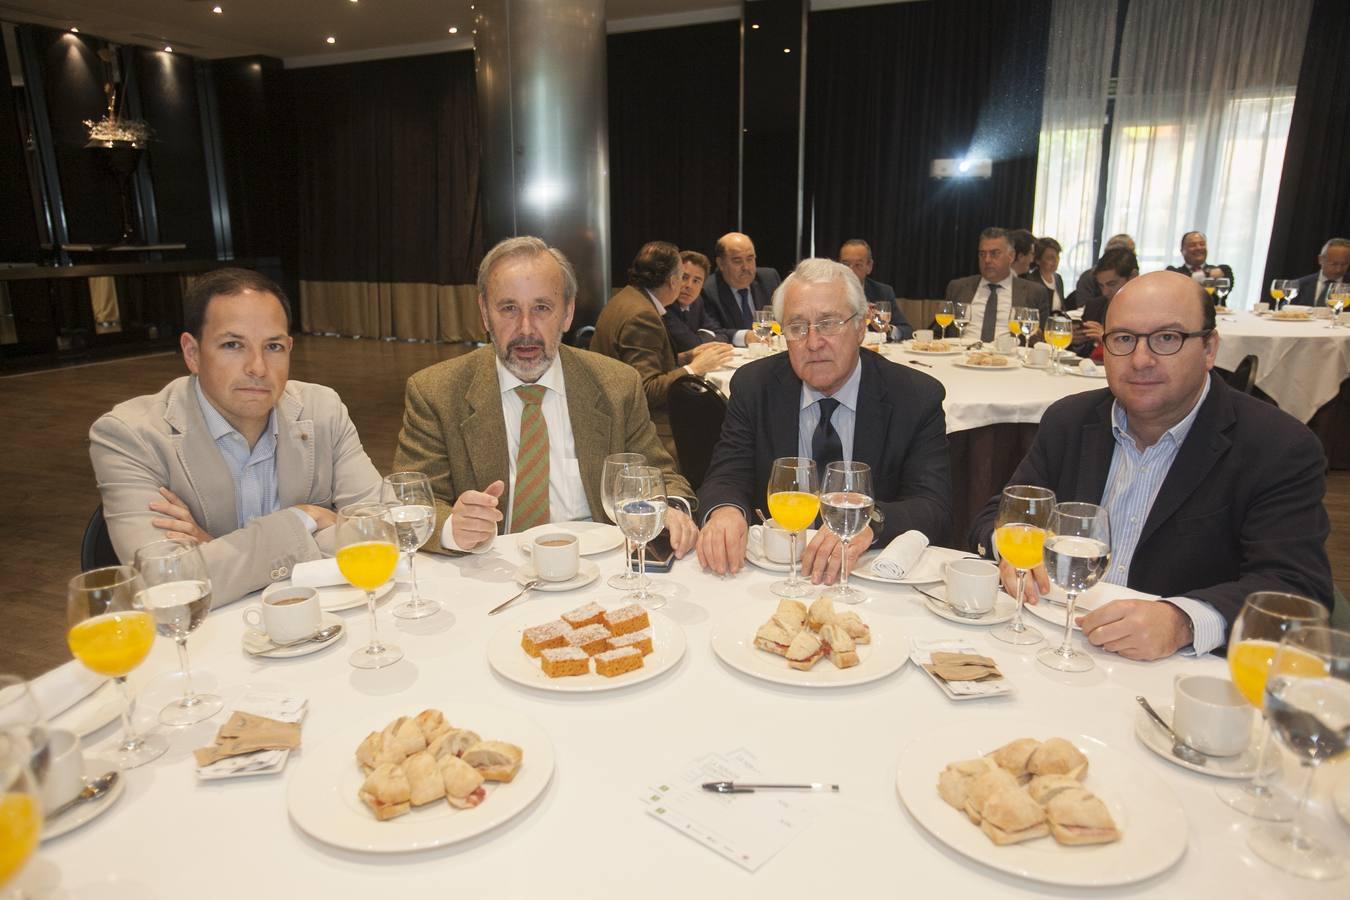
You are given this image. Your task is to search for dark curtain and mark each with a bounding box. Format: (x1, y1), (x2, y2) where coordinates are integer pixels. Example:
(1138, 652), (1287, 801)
(607, 21), (740, 283)
(287, 51), (482, 286)
(1264, 0), (1350, 284)
(0, 31), (38, 262)
(804, 0), (1051, 298)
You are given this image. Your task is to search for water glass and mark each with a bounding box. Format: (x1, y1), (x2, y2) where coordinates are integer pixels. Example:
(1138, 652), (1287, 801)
(820, 462), (873, 605)
(134, 538), (221, 725)
(1036, 502), (1109, 672)
(382, 472), (440, 620)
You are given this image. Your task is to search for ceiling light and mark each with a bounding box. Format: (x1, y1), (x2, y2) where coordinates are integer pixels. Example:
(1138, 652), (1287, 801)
(783, 48), (791, 53)
(448, 26), (458, 34)
(212, 5), (222, 13)
(751, 24), (760, 30)
(69, 26), (79, 33)
(326, 36), (336, 44)
(164, 46), (173, 52)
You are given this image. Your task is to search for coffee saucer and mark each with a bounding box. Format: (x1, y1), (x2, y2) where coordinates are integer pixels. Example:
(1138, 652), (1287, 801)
(1132, 696), (1260, 779)
(242, 612), (345, 659)
(42, 759), (126, 841)
(514, 559), (600, 592)
(920, 586), (1016, 625)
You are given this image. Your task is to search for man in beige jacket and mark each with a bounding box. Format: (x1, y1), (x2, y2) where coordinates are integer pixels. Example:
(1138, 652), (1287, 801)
(89, 268), (382, 606)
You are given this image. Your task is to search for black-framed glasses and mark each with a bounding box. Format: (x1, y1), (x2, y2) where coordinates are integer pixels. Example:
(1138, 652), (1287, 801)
(782, 312), (860, 341)
(1101, 328), (1213, 356)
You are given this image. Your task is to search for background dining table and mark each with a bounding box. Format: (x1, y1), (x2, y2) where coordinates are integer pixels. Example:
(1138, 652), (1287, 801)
(25, 537), (1350, 898)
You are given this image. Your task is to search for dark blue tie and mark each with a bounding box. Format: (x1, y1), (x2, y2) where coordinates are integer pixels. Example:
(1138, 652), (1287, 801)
(812, 398), (843, 473)
(737, 288), (754, 328)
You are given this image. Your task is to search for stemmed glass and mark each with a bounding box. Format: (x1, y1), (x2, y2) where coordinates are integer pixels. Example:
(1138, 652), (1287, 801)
(0, 736), (42, 893)
(752, 309), (775, 346)
(1008, 306), (1026, 345)
(991, 485), (1055, 645)
(1326, 283), (1347, 328)
(820, 461), (873, 605)
(953, 302), (970, 341)
(1217, 591), (1328, 819)
(614, 465), (668, 610)
(133, 539), (221, 726)
(0, 677), (48, 786)
(1201, 278), (1218, 303)
(934, 301), (954, 340)
(603, 453), (649, 591)
(1247, 625), (1349, 880)
(767, 457), (820, 599)
(67, 566), (165, 768)
(1212, 277), (1232, 309)
(1036, 502), (1109, 672)
(1283, 279), (1301, 306)
(381, 472), (440, 620)
(1020, 307), (1041, 345)
(335, 503), (402, 669)
(1044, 317), (1074, 376)
(874, 302), (894, 341)
(1269, 279), (1288, 310)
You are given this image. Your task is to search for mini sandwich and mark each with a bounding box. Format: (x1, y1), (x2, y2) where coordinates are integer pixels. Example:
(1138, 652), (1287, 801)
(359, 763), (412, 821)
(414, 709), (452, 743)
(963, 766), (1019, 824)
(986, 737), (1041, 780)
(979, 787), (1049, 846)
(1045, 788), (1120, 845)
(1026, 773), (1083, 806)
(754, 618), (796, 656)
(819, 623), (859, 669)
(785, 629), (825, 671)
(439, 755), (486, 809)
(1027, 737), (1089, 781)
(774, 599), (809, 633)
(381, 716), (428, 759)
(427, 728), (481, 760)
(833, 611), (871, 644)
(461, 741), (524, 783)
(807, 597), (837, 632)
(937, 757), (998, 811)
(402, 751), (446, 807)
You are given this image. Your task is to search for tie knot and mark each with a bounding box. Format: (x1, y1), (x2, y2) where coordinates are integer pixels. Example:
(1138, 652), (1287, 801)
(515, 385), (547, 406)
(818, 397), (840, 421)
(987, 283), (998, 296)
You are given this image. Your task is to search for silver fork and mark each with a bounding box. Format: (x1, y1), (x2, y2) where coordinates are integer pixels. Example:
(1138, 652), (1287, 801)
(488, 580), (538, 616)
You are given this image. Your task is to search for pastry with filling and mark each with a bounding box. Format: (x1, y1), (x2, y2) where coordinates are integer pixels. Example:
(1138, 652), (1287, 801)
(785, 629), (825, 671)
(540, 646), (590, 677)
(359, 763), (412, 820)
(833, 611), (871, 644)
(979, 787), (1049, 845)
(382, 715), (428, 759)
(1027, 737), (1089, 780)
(753, 618), (796, 656)
(986, 737), (1040, 780)
(1046, 788), (1120, 845)
(561, 602), (606, 629)
(594, 646), (644, 678)
(439, 755), (487, 808)
(403, 751), (446, 806)
(602, 604), (650, 637)
(963, 766), (1020, 824)
(1026, 773), (1083, 806)
(461, 741), (524, 783)
(937, 757), (999, 810)
(414, 709), (451, 741)
(807, 597), (837, 631)
(774, 599), (809, 633)
(819, 623), (860, 668)
(427, 728), (481, 760)
(521, 620), (570, 657)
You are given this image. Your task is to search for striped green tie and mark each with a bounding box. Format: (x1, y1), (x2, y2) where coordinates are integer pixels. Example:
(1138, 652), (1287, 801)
(511, 385), (550, 532)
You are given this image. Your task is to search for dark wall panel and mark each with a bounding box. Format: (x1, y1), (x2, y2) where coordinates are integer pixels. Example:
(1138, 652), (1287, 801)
(0, 33), (39, 262)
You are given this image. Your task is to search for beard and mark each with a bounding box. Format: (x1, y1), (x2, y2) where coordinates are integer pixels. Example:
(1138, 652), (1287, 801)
(495, 333), (554, 382)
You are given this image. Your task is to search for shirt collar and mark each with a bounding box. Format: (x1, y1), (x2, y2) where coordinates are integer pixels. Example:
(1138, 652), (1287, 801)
(496, 351), (565, 397)
(642, 288), (666, 316)
(193, 377), (276, 443)
(980, 274), (1014, 292)
(801, 354), (862, 411)
(1111, 374), (1211, 449)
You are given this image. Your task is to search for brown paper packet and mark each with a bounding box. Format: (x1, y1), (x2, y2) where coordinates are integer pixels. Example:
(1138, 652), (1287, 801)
(193, 712), (302, 766)
(926, 662), (1003, 682)
(930, 651), (997, 668)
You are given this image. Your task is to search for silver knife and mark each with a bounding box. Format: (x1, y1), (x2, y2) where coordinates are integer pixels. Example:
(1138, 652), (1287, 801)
(701, 781), (839, 794)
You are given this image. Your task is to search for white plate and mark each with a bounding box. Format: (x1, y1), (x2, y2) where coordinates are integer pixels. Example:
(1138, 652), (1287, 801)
(1021, 361), (1053, 370)
(745, 529), (818, 573)
(516, 521), (624, 556)
(287, 702), (554, 853)
(904, 346), (963, 356)
(895, 726), (1187, 887)
(486, 604), (686, 693)
(852, 545), (967, 585)
(264, 579), (396, 613)
(42, 759), (125, 841)
(1133, 697), (1260, 779)
(1023, 582), (1157, 631)
(953, 360), (1018, 371)
(1067, 366), (1107, 379)
(49, 682), (120, 738)
(920, 586), (1017, 626)
(709, 602), (908, 688)
(513, 559), (600, 592)
(242, 611), (345, 659)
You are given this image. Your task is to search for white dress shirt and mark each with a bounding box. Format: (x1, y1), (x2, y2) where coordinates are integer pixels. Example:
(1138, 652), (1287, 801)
(1041, 274), (1062, 311)
(963, 274), (1016, 338)
(797, 357), (861, 461)
(441, 354), (591, 552)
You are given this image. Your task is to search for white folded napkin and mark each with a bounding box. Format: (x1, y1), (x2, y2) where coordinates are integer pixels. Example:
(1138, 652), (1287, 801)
(29, 660), (106, 719)
(1078, 358), (1098, 375)
(870, 530), (930, 579)
(290, 556), (411, 588)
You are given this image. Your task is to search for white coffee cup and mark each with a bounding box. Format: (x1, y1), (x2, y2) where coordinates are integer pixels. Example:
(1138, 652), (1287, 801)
(1312, 306), (1332, 319)
(1255, 302), (1271, 313)
(40, 728), (85, 813)
(1172, 675), (1253, 757)
(1028, 345), (1051, 367)
(994, 333), (1017, 353)
(912, 329), (934, 343)
(532, 533), (580, 582)
(943, 559), (999, 617)
(245, 586), (321, 643)
(749, 521), (794, 564)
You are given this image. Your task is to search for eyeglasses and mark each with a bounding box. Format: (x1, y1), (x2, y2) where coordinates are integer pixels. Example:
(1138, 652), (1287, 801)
(782, 313), (860, 341)
(1101, 328), (1213, 356)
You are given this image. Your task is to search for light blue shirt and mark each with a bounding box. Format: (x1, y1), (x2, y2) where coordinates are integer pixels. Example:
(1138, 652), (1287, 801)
(798, 356), (861, 462)
(1101, 376), (1226, 655)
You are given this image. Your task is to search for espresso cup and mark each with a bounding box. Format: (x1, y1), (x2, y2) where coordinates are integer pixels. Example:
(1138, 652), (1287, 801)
(1255, 302), (1271, 313)
(532, 533), (580, 582)
(245, 586), (321, 643)
(912, 329), (934, 343)
(1029, 345), (1051, 367)
(750, 521), (794, 564)
(943, 559), (999, 617)
(1172, 675), (1253, 757)
(40, 728), (85, 813)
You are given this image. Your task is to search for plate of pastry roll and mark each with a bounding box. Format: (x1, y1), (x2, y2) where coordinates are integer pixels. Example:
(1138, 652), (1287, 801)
(709, 597), (909, 688)
(896, 727), (1186, 887)
(287, 704), (554, 853)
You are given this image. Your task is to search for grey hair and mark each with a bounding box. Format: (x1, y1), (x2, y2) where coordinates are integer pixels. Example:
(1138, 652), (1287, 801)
(771, 258), (867, 322)
(1104, 233), (1135, 251)
(477, 236), (579, 304)
(1321, 237), (1350, 256)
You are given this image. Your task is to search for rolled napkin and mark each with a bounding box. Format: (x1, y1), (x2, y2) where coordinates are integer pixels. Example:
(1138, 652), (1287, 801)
(870, 530), (930, 580)
(291, 556), (411, 588)
(1078, 358), (1097, 376)
(29, 660), (105, 719)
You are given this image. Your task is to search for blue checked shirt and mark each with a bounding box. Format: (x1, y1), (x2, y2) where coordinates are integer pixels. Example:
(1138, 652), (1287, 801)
(1100, 376), (1226, 655)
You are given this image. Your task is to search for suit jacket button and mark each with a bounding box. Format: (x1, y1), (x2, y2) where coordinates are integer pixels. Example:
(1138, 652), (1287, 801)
(300, 433), (309, 441)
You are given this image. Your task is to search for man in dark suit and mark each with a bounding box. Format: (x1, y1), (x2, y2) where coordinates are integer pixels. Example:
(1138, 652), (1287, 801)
(944, 227), (1050, 341)
(696, 259), (952, 582)
(663, 250), (722, 354)
(699, 231), (782, 344)
(1166, 231), (1235, 290)
(970, 271), (1332, 660)
(838, 238), (914, 339)
(1292, 237), (1350, 306)
(1072, 233), (1135, 309)
(1008, 229), (1036, 277)
(1071, 247), (1139, 357)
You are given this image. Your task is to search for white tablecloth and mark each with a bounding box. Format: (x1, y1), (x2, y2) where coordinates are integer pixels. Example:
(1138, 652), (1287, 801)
(29, 543), (1349, 898)
(1214, 312), (1350, 423)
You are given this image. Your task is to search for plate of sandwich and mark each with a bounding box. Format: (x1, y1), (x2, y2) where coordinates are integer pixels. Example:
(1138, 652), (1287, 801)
(895, 725), (1186, 887)
(710, 597), (909, 688)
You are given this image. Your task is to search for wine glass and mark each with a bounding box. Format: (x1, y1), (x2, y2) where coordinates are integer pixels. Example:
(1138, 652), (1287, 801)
(1036, 503), (1109, 672)
(990, 485), (1055, 645)
(1008, 307), (1025, 344)
(1326, 283), (1347, 329)
(1213, 278), (1232, 308)
(767, 457), (820, 599)
(1043, 316), (1073, 375)
(1247, 625), (1349, 880)
(133, 538), (221, 726)
(933, 301), (954, 340)
(381, 472), (440, 620)
(0, 677), (48, 785)
(0, 736), (42, 893)
(336, 502), (402, 669)
(67, 566), (166, 768)
(602, 452), (649, 591)
(820, 461), (873, 605)
(953, 301), (970, 340)
(1020, 307), (1041, 345)
(1217, 591), (1329, 819)
(752, 308), (775, 345)
(1283, 279), (1301, 306)
(1269, 279), (1287, 310)
(1201, 278), (1218, 302)
(614, 465), (667, 610)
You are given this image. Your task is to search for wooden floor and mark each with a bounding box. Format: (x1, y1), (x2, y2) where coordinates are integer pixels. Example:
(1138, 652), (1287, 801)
(5, 335), (1350, 679)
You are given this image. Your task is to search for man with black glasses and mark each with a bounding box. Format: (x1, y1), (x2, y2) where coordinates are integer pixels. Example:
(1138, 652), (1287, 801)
(971, 271), (1332, 660)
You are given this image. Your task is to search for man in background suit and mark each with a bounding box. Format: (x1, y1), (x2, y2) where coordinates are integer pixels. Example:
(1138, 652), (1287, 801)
(663, 250), (722, 354)
(838, 238), (914, 340)
(394, 236), (698, 556)
(944, 227), (1050, 341)
(971, 272), (1331, 660)
(591, 241), (732, 461)
(699, 231), (782, 344)
(1072, 247), (1140, 357)
(1008, 229), (1036, 277)
(1167, 231), (1234, 289)
(1073, 233), (1135, 305)
(696, 259), (952, 581)
(1293, 237), (1350, 306)
(89, 268), (383, 606)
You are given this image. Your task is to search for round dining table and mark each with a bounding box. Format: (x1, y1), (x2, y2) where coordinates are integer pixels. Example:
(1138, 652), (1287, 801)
(26, 539), (1350, 898)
